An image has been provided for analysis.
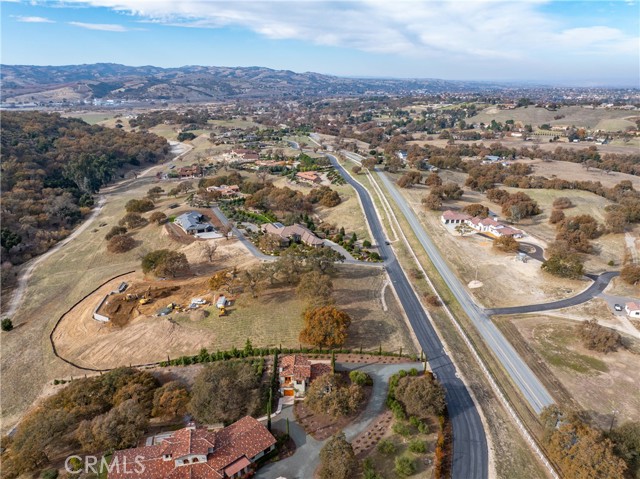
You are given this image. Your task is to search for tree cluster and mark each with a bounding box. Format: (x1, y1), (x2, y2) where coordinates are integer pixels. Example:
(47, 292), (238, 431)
(188, 361), (263, 425)
(0, 368), (161, 477)
(318, 433), (358, 479)
(620, 263), (640, 285)
(125, 198), (155, 213)
(299, 306), (352, 348)
(306, 373), (364, 418)
(540, 406), (627, 479)
(394, 374), (446, 419)
(306, 186), (342, 207)
(397, 171), (422, 188)
(493, 235), (519, 253)
(578, 319), (622, 353)
(141, 249), (190, 278)
(0, 111), (168, 265)
(486, 188), (541, 221)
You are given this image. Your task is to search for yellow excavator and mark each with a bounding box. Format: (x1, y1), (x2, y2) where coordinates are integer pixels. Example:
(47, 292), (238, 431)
(139, 287), (152, 304)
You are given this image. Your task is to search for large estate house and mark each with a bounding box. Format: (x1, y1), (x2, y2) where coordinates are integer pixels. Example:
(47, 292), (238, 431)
(262, 222), (324, 247)
(108, 417), (276, 479)
(441, 210), (524, 238)
(175, 212), (214, 235)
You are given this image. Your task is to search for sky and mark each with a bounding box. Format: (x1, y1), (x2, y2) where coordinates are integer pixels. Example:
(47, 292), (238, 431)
(1, 0), (639, 86)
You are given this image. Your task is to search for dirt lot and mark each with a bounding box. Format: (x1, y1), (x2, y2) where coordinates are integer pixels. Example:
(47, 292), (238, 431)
(395, 180), (589, 309)
(497, 314), (640, 428)
(51, 266), (415, 371)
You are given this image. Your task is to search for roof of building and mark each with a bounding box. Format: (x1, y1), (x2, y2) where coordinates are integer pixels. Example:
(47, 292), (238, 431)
(207, 184), (240, 195)
(175, 212), (211, 231)
(262, 223), (324, 247)
(310, 363), (332, 380)
(626, 301), (640, 311)
(496, 226), (523, 236)
(279, 354), (312, 382)
(296, 171), (321, 181)
(442, 210), (471, 221)
(109, 417), (276, 479)
(479, 218), (501, 227)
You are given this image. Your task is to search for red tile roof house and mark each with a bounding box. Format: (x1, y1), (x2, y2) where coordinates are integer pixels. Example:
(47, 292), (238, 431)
(441, 210), (471, 224)
(206, 184), (241, 197)
(625, 301), (640, 318)
(261, 223), (324, 248)
(178, 164), (202, 178)
(108, 417), (276, 479)
(295, 171), (322, 185)
(278, 354), (332, 398)
(227, 149), (259, 163)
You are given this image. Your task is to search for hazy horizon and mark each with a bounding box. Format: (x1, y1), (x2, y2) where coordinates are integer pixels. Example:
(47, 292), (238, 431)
(2, 1), (638, 88)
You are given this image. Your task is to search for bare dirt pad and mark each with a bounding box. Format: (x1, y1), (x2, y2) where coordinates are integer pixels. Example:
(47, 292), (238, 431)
(52, 266), (415, 370)
(502, 314), (640, 427)
(97, 277), (213, 327)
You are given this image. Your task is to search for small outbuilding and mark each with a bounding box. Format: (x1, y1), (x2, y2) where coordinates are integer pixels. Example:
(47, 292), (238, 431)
(625, 301), (640, 318)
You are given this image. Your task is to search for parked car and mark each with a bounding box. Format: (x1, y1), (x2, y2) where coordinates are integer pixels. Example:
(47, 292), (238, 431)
(614, 304), (623, 311)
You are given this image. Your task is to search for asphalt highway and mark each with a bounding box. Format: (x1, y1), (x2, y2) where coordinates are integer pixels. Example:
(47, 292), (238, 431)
(328, 155), (489, 479)
(373, 169), (554, 414)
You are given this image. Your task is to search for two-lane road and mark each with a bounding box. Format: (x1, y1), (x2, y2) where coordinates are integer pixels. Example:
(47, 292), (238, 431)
(373, 169), (554, 414)
(328, 155), (489, 479)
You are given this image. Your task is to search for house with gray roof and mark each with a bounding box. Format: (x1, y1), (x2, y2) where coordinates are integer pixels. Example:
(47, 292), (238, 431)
(175, 212), (214, 235)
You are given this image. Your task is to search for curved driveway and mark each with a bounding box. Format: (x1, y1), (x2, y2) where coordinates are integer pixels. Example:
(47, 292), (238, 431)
(486, 271), (619, 316)
(328, 155), (488, 479)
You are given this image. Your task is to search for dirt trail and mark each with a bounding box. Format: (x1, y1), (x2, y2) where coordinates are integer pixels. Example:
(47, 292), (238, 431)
(3, 196), (106, 318)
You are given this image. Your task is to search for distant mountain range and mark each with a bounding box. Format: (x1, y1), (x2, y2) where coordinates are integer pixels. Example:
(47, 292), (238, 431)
(0, 63), (513, 104)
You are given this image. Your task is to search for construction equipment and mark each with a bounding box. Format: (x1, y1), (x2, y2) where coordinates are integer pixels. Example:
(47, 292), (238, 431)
(139, 298), (151, 305)
(125, 293), (139, 301)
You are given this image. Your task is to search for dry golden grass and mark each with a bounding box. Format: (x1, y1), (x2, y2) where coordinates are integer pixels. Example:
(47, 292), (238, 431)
(506, 315), (640, 428)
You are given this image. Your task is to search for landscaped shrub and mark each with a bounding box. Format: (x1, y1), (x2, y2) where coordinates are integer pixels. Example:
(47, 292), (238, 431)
(392, 422), (410, 436)
(377, 438), (396, 455)
(349, 370), (373, 386)
(409, 439), (427, 454)
(395, 456), (416, 477)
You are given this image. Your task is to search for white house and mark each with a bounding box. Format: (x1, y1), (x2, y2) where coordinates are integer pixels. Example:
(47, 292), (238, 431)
(625, 301), (640, 318)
